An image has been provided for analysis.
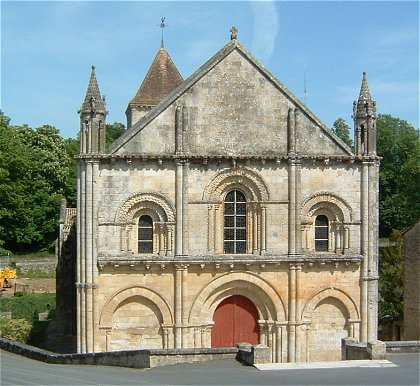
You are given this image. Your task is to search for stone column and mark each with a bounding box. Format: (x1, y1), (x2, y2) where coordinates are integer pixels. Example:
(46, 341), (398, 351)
(360, 161), (369, 342)
(261, 205), (267, 253)
(208, 205), (215, 253)
(287, 107), (296, 153)
(85, 160), (93, 352)
(167, 225), (174, 255)
(253, 204), (259, 254)
(181, 265), (188, 348)
(294, 264), (302, 361)
(76, 161), (82, 353)
(175, 105), (183, 154)
(182, 161), (189, 255)
(79, 160), (86, 353)
(288, 161), (296, 255)
(295, 159), (302, 254)
(288, 265), (296, 362)
(275, 324), (282, 362)
(367, 160), (379, 342)
(174, 265), (183, 348)
(175, 161), (184, 256)
(214, 204), (221, 253)
(91, 160), (100, 351)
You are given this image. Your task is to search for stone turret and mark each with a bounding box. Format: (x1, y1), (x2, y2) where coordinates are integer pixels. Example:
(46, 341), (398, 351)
(353, 72), (377, 156)
(79, 66), (107, 154)
(126, 48), (183, 129)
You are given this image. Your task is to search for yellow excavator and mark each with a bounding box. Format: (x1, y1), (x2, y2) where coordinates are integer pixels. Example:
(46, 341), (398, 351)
(0, 267), (17, 289)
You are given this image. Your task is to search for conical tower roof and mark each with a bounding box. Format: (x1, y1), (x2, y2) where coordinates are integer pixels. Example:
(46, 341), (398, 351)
(81, 66), (106, 113)
(358, 72), (373, 102)
(128, 48), (183, 108)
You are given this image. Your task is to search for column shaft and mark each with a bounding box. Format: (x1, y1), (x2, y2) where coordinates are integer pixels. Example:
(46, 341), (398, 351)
(76, 162), (82, 353)
(175, 162), (183, 255)
(288, 265), (296, 362)
(360, 162), (369, 342)
(85, 161), (93, 352)
(182, 162), (189, 255)
(80, 161), (86, 353)
(174, 267), (183, 348)
(288, 161), (296, 254)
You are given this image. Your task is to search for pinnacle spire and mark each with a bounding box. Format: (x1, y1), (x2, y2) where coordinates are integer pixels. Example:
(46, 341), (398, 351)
(81, 65), (106, 114)
(358, 71), (373, 102)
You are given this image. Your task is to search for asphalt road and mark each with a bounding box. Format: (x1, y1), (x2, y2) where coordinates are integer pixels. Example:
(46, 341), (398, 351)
(1, 350), (419, 386)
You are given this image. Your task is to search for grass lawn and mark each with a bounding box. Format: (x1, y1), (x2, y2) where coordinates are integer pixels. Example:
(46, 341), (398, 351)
(0, 293), (56, 321)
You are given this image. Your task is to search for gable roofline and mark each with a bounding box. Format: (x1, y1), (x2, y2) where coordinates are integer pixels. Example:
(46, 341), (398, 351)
(110, 40), (353, 155)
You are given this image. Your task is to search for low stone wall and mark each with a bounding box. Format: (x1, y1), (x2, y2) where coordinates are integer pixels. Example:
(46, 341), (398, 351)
(149, 348), (238, 367)
(0, 338), (238, 369)
(341, 338), (386, 360)
(236, 343), (271, 365)
(385, 341), (420, 353)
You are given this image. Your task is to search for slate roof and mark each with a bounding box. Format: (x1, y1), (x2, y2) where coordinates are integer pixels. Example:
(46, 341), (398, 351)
(111, 39), (353, 156)
(81, 66), (106, 113)
(128, 48), (183, 109)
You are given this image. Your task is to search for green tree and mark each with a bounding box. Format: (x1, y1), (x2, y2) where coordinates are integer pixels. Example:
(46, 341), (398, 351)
(377, 114), (420, 237)
(331, 118), (353, 148)
(106, 122), (125, 150)
(0, 112), (73, 252)
(378, 230), (404, 321)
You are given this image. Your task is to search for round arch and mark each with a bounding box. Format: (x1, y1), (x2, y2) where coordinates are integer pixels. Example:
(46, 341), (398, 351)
(115, 192), (175, 225)
(301, 191), (352, 223)
(189, 272), (286, 325)
(100, 286), (174, 328)
(203, 168), (270, 202)
(301, 287), (359, 321)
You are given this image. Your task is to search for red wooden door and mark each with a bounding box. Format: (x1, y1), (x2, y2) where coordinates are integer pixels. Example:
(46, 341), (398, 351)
(211, 295), (259, 347)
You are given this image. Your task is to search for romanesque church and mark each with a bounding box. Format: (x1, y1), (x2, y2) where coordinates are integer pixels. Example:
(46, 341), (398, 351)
(61, 28), (380, 363)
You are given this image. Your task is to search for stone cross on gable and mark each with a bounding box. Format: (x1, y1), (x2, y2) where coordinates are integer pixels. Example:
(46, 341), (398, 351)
(230, 26), (238, 40)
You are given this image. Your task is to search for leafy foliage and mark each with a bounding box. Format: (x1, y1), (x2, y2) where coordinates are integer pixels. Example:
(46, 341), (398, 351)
(377, 114), (420, 237)
(106, 122), (125, 151)
(0, 317), (32, 343)
(332, 118), (353, 148)
(378, 231), (404, 321)
(0, 111), (125, 253)
(0, 113), (73, 252)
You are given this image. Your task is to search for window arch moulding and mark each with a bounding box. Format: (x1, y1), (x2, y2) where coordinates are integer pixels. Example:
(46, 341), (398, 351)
(300, 192), (353, 255)
(203, 168), (270, 255)
(115, 192), (175, 256)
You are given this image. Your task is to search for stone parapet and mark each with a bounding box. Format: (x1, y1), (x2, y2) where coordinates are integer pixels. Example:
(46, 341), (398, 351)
(342, 338), (387, 360)
(0, 338), (238, 369)
(385, 341), (420, 353)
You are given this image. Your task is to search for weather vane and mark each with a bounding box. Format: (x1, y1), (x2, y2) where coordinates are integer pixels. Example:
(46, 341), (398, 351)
(160, 17), (166, 48)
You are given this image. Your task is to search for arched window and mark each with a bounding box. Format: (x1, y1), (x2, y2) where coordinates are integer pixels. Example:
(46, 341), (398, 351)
(315, 215), (329, 252)
(138, 215), (153, 253)
(224, 190), (247, 254)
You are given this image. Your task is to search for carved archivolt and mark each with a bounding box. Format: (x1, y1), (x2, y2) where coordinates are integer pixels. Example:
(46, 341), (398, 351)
(203, 167), (270, 202)
(301, 191), (352, 223)
(301, 287), (359, 321)
(189, 272), (286, 324)
(115, 192), (175, 225)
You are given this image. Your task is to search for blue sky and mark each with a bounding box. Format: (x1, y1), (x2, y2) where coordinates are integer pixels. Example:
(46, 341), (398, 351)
(1, 1), (419, 138)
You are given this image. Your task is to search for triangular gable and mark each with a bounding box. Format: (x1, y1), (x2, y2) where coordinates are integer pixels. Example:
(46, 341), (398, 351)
(110, 40), (353, 156)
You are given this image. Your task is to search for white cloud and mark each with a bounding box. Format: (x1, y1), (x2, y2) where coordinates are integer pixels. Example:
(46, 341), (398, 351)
(250, 0), (279, 63)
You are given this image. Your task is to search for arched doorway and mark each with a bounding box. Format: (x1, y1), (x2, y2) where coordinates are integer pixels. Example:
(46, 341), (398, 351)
(211, 295), (259, 347)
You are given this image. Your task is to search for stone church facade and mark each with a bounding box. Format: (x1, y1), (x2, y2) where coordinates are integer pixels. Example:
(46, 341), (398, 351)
(73, 31), (380, 362)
